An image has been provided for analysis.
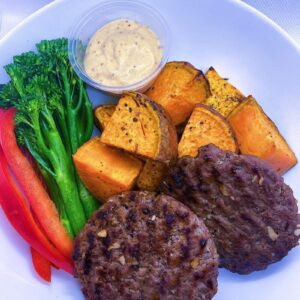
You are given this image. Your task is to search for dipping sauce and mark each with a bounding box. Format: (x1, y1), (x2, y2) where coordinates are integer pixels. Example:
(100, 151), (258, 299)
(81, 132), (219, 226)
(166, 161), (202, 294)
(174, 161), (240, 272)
(84, 19), (163, 87)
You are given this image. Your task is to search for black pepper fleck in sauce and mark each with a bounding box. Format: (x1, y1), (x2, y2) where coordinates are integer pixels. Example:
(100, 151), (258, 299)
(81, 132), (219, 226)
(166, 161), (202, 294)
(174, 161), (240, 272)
(84, 19), (163, 87)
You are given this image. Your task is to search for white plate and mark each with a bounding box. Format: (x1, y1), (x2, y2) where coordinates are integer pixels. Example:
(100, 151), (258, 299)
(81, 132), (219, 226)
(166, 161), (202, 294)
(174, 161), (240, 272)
(0, 0), (299, 299)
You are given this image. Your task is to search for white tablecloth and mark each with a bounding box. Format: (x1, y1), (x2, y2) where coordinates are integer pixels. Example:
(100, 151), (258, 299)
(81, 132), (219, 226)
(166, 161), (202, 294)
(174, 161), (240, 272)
(1, 0), (300, 46)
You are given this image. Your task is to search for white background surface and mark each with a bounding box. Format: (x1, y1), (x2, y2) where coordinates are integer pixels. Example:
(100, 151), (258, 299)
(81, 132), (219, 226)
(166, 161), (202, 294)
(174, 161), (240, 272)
(0, 0), (300, 299)
(1, 0), (300, 46)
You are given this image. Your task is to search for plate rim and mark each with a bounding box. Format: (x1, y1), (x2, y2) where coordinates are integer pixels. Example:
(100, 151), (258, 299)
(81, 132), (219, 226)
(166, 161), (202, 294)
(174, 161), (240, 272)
(0, 1), (299, 299)
(236, 0), (300, 53)
(0, 0), (299, 55)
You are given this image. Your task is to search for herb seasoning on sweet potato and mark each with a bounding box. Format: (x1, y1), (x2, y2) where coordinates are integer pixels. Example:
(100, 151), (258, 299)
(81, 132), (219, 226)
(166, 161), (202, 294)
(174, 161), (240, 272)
(100, 92), (178, 164)
(204, 67), (245, 117)
(94, 103), (169, 192)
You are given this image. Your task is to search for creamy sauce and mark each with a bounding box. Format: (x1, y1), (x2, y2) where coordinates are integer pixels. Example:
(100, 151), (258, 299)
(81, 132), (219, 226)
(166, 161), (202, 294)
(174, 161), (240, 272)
(84, 19), (163, 87)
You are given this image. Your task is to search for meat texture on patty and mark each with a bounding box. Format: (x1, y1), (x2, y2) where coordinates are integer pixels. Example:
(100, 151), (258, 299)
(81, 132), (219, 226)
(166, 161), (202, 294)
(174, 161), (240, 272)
(161, 144), (300, 274)
(74, 191), (219, 300)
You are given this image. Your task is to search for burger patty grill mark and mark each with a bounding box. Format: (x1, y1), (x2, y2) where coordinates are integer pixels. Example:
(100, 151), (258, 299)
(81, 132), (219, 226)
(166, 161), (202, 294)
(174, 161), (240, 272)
(74, 191), (219, 300)
(161, 144), (300, 274)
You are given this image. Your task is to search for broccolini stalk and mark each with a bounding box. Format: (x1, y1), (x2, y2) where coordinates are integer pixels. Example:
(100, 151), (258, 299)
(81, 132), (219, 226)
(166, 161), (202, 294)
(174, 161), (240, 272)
(0, 39), (99, 235)
(39, 167), (74, 238)
(37, 39), (99, 218)
(15, 90), (86, 235)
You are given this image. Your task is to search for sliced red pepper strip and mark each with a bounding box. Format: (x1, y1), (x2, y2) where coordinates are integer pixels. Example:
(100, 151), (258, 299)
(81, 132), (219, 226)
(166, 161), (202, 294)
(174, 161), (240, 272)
(0, 145), (73, 274)
(23, 148), (49, 192)
(0, 108), (73, 259)
(30, 247), (51, 282)
(29, 207), (52, 282)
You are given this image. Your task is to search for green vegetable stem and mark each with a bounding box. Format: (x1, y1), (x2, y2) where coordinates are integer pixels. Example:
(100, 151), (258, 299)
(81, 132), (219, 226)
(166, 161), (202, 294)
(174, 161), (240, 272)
(0, 38), (99, 236)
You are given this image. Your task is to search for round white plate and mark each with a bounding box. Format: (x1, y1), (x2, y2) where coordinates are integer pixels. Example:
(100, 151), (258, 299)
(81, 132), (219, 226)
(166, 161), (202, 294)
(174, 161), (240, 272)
(0, 0), (299, 299)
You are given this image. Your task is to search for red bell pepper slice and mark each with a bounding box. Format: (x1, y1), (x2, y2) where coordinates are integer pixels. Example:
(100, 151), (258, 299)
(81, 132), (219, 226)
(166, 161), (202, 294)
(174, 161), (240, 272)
(0, 108), (73, 259)
(0, 145), (73, 274)
(29, 207), (52, 282)
(30, 247), (51, 282)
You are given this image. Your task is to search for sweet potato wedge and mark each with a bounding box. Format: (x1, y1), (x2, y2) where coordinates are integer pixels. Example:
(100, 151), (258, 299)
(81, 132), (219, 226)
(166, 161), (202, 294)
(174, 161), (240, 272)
(96, 104), (185, 144)
(101, 92), (178, 164)
(228, 96), (297, 174)
(93, 107), (169, 190)
(204, 67), (245, 117)
(178, 104), (238, 157)
(94, 104), (116, 131)
(146, 61), (211, 125)
(73, 137), (143, 201)
(136, 160), (168, 191)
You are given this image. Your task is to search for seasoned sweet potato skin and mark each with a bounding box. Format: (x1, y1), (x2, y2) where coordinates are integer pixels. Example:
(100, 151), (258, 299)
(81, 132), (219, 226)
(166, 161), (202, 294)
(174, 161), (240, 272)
(204, 67), (245, 117)
(155, 94), (178, 164)
(228, 96), (297, 174)
(146, 61), (210, 125)
(136, 159), (168, 191)
(101, 92), (178, 164)
(178, 104), (238, 157)
(73, 137), (143, 201)
(93, 103), (171, 191)
(94, 104), (116, 131)
(204, 95), (243, 117)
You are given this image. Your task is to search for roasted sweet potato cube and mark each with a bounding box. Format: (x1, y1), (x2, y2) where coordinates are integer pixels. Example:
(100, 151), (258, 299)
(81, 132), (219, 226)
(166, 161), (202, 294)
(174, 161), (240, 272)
(228, 96), (297, 174)
(73, 137), (143, 201)
(146, 61), (210, 125)
(137, 159), (168, 191)
(101, 92), (178, 164)
(204, 67), (245, 117)
(178, 104), (238, 158)
(94, 104), (116, 131)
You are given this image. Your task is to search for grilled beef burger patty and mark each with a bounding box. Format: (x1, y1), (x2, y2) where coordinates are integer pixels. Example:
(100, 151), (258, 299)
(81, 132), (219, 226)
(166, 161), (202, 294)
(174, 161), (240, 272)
(161, 144), (300, 274)
(74, 191), (219, 300)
